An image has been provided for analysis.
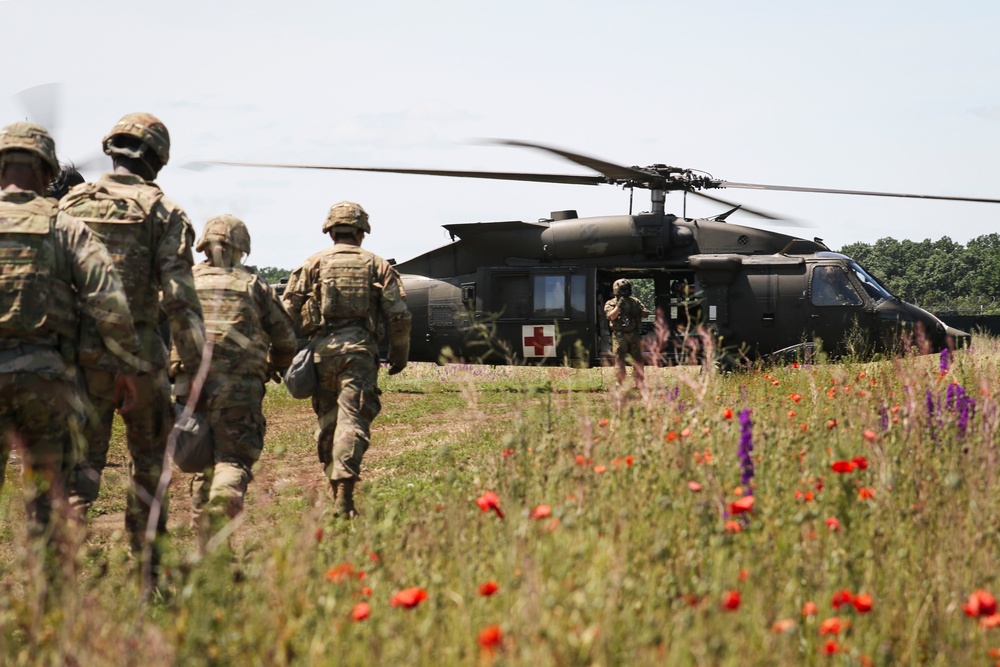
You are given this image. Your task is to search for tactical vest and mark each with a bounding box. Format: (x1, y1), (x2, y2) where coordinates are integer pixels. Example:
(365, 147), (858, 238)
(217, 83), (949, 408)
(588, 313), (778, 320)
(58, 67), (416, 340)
(60, 179), (163, 326)
(194, 264), (268, 379)
(0, 196), (75, 349)
(317, 247), (376, 332)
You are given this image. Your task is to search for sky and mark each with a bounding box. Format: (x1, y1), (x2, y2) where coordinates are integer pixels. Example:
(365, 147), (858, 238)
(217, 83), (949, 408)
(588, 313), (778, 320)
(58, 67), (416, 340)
(2, 0), (999, 271)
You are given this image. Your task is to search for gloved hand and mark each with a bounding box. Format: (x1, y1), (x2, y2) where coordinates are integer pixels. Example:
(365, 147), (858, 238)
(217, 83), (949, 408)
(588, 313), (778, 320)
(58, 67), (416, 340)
(267, 370), (283, 384)
(388, 361), (407, 375)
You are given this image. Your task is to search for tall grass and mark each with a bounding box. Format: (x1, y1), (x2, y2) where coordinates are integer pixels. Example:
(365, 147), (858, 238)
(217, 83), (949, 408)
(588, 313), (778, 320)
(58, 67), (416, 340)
(3, 340), (1000, 665)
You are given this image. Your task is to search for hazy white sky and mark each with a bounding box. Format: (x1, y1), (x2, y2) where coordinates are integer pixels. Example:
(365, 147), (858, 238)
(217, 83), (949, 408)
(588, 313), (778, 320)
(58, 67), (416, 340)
(3, 0), (999, 270)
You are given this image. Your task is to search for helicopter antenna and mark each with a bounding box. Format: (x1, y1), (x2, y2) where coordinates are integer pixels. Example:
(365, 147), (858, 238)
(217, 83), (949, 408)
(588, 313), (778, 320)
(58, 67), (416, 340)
(628, 186), (633, 215)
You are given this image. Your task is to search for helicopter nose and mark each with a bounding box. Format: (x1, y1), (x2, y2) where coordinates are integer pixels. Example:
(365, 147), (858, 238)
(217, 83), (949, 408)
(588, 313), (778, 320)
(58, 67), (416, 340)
(945, 325), (972, 349)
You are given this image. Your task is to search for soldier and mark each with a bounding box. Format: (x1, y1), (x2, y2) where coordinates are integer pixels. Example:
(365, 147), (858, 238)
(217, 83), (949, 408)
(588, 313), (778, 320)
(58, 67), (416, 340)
(604, 278), (650, 385)
(171, 214), (296, 547)
(59, 113), (204, 571)
(0, 122), (141, 545)
(282, 201), (410, 518)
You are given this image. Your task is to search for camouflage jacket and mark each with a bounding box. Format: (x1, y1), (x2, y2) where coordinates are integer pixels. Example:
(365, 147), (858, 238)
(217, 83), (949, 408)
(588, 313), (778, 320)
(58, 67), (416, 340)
(172, 262), (296, 383)
(0, 189), (141, 380)
(282, 244), (411, 357)
(60, 173), (204, 373)
(604, 296), (649, 335)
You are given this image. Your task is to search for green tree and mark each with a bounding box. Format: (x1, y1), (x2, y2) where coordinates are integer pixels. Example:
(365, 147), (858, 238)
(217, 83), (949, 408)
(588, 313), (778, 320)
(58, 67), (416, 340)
(246, 265), (291, 285)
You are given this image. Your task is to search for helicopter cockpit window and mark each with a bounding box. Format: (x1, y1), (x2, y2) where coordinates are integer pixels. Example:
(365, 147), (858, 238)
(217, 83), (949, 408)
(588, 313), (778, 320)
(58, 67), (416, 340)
(811, 266), (863, 307)
(848, 262), (893, 302)
(533, 275), (567, 318)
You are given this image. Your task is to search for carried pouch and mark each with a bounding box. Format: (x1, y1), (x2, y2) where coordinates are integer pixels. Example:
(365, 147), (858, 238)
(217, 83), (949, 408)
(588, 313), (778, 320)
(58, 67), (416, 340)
(172, 403), (214, 473)
(284, 342), (318, 399)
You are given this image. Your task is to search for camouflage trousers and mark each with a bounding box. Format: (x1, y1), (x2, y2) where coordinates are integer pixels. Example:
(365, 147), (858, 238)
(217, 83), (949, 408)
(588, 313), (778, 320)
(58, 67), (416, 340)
(0, 372), (87, 539)
(611, 332), (645, 384)
(312, 352), (381, 482)
(68, 368), (173, 553)
(188, 376), (266, 528)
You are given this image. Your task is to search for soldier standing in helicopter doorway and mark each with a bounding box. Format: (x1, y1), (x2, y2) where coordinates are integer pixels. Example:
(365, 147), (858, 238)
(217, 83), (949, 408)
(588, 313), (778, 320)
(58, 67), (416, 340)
(282, 202), (411, 519)
(604, 278), (650, 386)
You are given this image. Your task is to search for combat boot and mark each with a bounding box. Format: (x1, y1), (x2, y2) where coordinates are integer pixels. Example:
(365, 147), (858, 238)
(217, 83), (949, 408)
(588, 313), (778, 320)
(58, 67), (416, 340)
(330, 479), (358, 519)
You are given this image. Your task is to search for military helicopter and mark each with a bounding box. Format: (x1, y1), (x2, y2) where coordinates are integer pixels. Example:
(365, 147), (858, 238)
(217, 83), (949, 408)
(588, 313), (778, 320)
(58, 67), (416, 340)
(207, 140), (1000, 367)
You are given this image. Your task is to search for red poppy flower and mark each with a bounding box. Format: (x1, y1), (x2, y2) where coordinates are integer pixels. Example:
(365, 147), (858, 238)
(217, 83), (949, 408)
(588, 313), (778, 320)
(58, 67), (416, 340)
(819, 617), (846, 635)
(852, 593), (873, 613)
(475, 491), (504, 519)
(824, 640), (841, 654)
(724, 520), (742, 533)
(361, 586), (372, 597)
(852, 456), (869, 470)
(687, 481), (702, 493)
(979, 613), (1000, 628)
(325, 563), (355, 584)
(963, 589), (998, 617)
(831, 589), (853, 610)
(826, 419), (838, 430)
(721, 590), (741, 610)
(723, 408), (733, 419)
(529, 504), (552, 520)
(802, 601), (818, 617)
(598, 418), (610, 427)
(314, 527), (324, 542)
(729, 495), (754, 515)
(625, 455), (634, 467)
(478, 580), (499, 597)
(863, 429), (877, 442)
(501, 448), (515, 458)
(858, 487), (876, 500)
(390, 587), (428, 608)
(831, 460), (857, 474)
(593, 465), (607, 474)
(352, 602), (370, 621)
(478, 624), (503, 651)
(825, 517), (840, 532)
(771, 618), (796, 634)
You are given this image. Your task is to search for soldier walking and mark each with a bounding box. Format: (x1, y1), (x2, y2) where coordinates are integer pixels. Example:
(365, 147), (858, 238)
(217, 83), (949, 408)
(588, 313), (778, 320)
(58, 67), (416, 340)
(282, 202), (410, 518)
(0, 122), (140, 552)
(60, 113), (204, 575)
(171, 215), (296, 548)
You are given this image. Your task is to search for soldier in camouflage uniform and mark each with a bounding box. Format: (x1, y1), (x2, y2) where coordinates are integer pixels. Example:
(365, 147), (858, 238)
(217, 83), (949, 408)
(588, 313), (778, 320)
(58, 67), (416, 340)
(171, 214), (296, 547)
(59, 113), (204, 565)
(604, 278), (650, 385)
(282, 202), (410, 518)
(0, 122), (141, 543)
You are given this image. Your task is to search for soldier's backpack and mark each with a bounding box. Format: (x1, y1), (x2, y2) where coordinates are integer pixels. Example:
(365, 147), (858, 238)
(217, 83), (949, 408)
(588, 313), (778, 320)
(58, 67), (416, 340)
(317, 247), (374, 329)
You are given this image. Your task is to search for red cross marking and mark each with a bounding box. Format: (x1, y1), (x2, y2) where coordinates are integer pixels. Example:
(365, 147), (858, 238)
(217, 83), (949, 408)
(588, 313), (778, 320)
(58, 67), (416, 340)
(524, 326), (554, 355)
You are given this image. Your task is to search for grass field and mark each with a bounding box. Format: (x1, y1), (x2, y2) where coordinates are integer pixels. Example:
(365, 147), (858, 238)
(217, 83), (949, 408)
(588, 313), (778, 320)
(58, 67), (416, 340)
(3, 343), (1000, 666)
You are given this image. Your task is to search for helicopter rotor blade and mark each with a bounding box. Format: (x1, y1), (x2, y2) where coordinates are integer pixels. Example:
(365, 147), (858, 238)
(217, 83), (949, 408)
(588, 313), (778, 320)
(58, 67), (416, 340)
(193, 160), (608, 186)
(691, 191), (790, 222)
(14, 83), (62, 133)
(487, 139), (666, 186)
(717, 181), (1000, 205)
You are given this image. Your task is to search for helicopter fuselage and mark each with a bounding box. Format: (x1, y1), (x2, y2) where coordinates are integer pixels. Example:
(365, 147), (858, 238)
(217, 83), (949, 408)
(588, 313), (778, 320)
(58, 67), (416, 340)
(392, 212), (965, 366)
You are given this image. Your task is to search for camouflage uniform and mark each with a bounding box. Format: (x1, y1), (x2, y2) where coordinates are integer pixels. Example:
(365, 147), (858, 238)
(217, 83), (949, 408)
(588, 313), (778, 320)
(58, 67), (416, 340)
(171, 215), (296, 535)
(604, 279), (649, 379)
(0, 122), (141, 539)
(59, 113), (204, 555)
(282, 201), (410, 517)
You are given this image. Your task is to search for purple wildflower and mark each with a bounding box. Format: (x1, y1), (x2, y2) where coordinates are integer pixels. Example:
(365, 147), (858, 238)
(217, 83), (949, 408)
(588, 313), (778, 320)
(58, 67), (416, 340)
(939, 348), (950, 373)
(737, 408), (754, 493)
(880, 406), (889, 431)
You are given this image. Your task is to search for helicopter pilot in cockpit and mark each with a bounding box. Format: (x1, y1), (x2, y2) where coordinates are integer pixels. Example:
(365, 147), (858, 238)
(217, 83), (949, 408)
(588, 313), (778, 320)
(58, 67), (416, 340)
(811, 266), (862, 307)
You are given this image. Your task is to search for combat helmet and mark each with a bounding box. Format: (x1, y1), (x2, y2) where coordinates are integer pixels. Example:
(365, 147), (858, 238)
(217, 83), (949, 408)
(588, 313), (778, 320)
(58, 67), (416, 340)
(102, 112), (171, 166)
(323, 201), (370, 235)
(197, 214), (251, 255)
(613, 278), (633, 297)
(0, 122), (59, 177)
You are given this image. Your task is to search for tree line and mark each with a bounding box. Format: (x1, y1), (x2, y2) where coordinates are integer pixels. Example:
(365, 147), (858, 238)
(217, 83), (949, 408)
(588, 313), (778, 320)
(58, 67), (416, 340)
(840, 235), (1000, 314)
